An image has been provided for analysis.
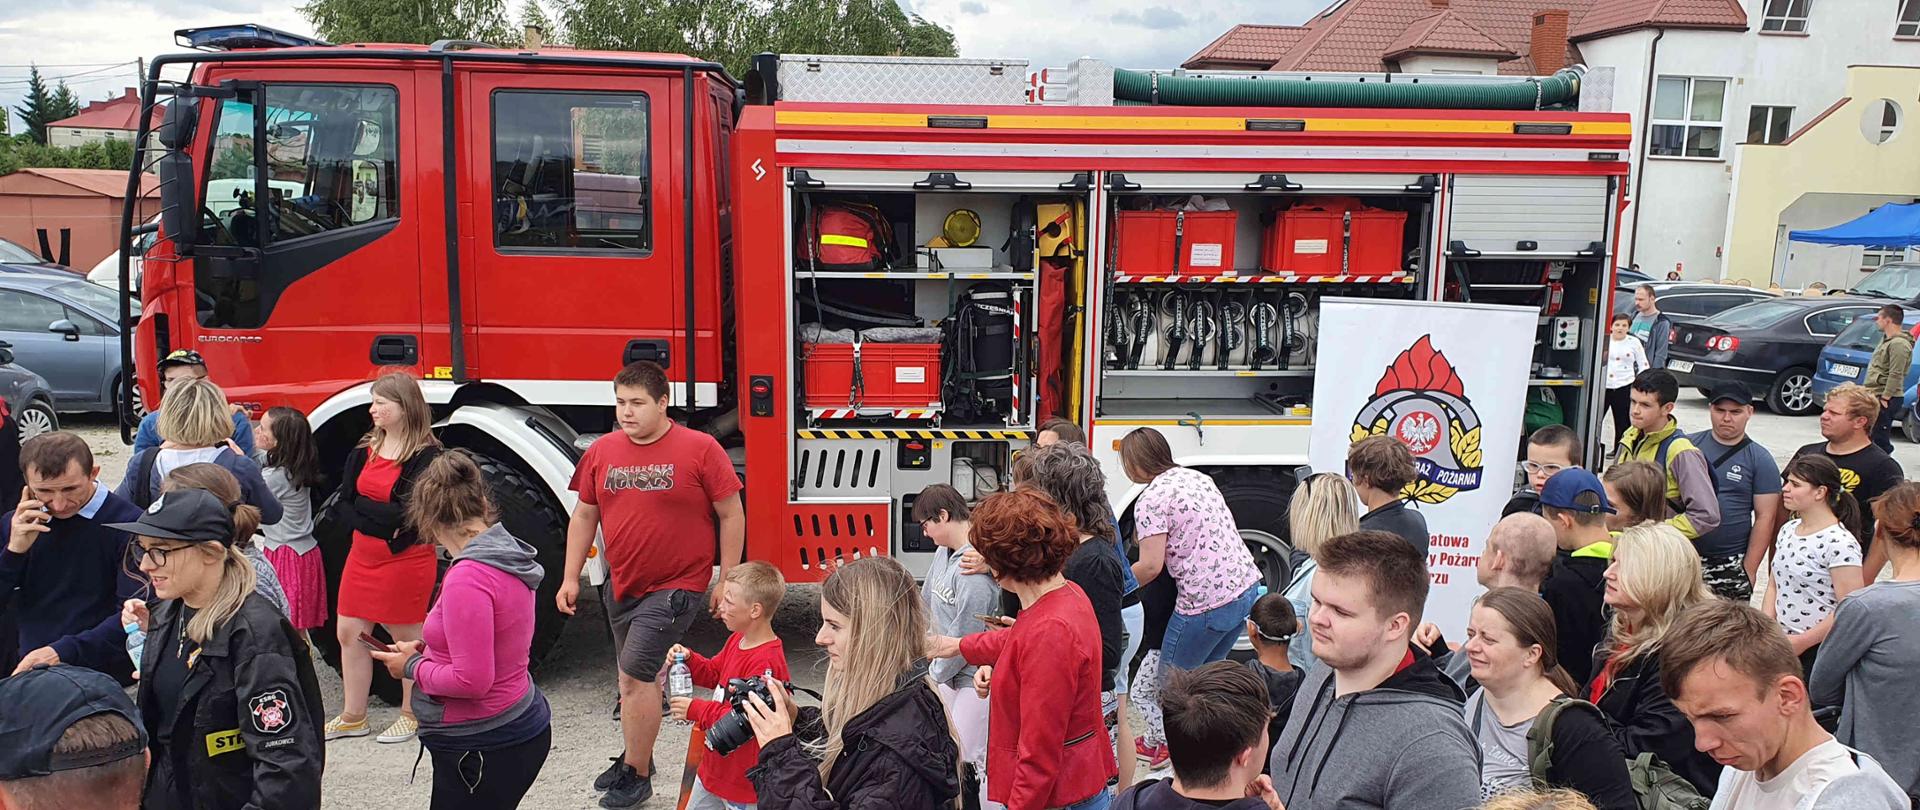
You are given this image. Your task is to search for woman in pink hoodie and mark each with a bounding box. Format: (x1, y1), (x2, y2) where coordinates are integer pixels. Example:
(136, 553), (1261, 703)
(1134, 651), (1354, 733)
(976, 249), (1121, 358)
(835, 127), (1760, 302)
(372, 450), (549, 810)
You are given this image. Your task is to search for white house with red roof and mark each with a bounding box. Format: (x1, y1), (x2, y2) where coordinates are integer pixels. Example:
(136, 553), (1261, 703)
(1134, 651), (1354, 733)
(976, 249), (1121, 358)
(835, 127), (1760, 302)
(46, 88), (162, 150)
(1186, 0), (1920, 289)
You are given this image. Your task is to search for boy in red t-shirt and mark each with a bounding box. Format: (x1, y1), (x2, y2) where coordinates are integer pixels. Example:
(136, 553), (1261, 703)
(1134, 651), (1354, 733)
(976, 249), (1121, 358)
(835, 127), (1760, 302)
(669, 561), (790, 810)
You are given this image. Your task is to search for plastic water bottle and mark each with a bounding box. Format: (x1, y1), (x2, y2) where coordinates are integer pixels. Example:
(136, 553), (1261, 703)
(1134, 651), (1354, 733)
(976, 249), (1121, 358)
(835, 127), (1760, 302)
(667, 652), (694, 725)
(124, 621), (146, 673)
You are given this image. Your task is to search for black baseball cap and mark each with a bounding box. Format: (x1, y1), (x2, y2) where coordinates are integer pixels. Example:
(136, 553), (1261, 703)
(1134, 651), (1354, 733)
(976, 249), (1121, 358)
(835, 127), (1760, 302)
(105, 488), (235, 545)
(1708, 381), (1755, 407)
(0, 665), (146, 779)
(155, 349), (206, 373)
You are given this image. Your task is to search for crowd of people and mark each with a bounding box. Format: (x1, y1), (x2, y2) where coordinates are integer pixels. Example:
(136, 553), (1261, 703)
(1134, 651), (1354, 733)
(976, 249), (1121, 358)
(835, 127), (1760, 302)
(4, 341), (1920, 810)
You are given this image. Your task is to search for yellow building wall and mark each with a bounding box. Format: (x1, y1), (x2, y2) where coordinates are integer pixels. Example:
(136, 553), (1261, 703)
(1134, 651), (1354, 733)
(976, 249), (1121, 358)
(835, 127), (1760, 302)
(1724, 65), (1920, 285)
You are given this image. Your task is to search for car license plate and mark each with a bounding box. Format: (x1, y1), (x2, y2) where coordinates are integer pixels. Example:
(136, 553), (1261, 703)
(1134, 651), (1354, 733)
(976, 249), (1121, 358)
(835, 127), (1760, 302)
(1669, 360), (1694, 373)
(1831, 363), (1861, 379)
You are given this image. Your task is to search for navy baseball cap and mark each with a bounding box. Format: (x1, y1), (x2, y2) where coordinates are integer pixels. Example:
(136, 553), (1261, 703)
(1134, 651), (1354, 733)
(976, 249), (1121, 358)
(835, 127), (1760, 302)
(105, 488), (235, 545)
(0, 665), (146, 779)
(1539, 468), (1617, 514)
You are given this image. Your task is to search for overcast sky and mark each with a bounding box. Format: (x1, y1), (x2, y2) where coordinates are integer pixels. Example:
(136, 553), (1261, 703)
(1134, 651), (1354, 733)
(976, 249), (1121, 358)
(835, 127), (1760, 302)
(1, 0), (1329, 133)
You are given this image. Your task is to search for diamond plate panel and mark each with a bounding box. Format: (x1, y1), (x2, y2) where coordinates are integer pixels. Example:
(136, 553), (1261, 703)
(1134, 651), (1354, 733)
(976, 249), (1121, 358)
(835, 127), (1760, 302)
(776, 55), (1029, 105)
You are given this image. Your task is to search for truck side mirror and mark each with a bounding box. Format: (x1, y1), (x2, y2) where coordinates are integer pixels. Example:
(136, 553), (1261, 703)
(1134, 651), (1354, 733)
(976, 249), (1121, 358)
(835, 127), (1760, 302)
(0, 339), (13, 365)
(48, 319), (81, 341)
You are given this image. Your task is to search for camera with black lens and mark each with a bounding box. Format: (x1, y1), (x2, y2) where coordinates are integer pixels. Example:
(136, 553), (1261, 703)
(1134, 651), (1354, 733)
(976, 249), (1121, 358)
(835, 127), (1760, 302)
(705, 672), (798, 756)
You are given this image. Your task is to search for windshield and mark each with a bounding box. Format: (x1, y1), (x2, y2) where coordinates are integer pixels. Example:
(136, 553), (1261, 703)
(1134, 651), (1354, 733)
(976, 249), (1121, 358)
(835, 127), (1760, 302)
(1852, 264), (1920, 299)
(0, 238), (47, 264)
(1831, 314), (1885, 351)
(49, 280), (139, 317)
(1709, 299), (1805, 330)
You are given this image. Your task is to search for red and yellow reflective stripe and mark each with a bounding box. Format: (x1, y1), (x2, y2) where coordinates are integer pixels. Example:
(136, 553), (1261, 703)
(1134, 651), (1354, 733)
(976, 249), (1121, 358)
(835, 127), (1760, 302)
(774, 110), (1632, 137)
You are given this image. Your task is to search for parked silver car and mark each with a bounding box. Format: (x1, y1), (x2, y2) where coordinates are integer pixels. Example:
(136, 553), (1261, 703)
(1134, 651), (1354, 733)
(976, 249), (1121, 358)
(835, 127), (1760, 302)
(0, 274), (139, 419)
(0, 340), (59, 440)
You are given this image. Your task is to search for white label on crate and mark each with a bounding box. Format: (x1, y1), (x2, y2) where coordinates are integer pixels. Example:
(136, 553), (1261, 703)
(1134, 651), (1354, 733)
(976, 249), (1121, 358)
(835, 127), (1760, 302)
(1189, 243), (1224, 267)
(896, 366), (926, 384)
(1294, 239), (1330, 255)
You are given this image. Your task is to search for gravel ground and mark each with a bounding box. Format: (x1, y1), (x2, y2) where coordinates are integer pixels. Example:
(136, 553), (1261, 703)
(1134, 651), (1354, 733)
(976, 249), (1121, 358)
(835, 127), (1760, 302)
(58, 390), (1905, 808)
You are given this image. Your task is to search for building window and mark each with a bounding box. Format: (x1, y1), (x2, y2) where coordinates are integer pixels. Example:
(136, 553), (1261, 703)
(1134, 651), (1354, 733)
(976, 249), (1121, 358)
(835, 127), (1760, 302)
(1761, 0), (1810, 32)
(1900, 0), (1920, 35)
(1651, 76), (1727, 159)
(1746, 106), (1794, 144)
(1862, 246), (1909, 273)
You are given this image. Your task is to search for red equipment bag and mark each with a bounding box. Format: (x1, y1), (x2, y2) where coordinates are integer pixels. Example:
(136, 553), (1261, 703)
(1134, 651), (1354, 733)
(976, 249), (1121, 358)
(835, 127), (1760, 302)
(1262, 197), (1408, 276)
(796, 201), (896, 271)
(1037, 259), (1068, 418)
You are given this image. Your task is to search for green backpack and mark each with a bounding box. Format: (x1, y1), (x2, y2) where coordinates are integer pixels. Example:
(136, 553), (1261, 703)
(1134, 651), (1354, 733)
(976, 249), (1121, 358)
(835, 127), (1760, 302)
(1526, 697), (1711, 810)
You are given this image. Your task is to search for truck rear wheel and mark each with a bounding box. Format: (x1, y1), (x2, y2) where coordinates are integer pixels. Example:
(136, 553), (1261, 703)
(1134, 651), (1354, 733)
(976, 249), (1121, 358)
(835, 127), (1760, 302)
(1206, 467), (1297, 594)
(312, 450), (571, 707)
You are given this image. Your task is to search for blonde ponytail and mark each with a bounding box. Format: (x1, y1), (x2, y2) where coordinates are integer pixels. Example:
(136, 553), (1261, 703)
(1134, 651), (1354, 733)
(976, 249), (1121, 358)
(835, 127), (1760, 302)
(187, 545), (256, 644)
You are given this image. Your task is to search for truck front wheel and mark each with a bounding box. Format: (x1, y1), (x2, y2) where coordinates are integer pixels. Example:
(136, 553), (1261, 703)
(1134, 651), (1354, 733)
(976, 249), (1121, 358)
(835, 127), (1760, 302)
(311, 450), (571, 706)
(1205, 466), (1297, 594)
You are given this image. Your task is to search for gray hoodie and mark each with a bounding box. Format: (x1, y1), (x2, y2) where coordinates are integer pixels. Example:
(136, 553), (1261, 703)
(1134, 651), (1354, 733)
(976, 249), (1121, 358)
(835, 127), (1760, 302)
(1268, 646), (1481, 810)
(457, 523), (545, 590)
(921, 544), (1001, 689)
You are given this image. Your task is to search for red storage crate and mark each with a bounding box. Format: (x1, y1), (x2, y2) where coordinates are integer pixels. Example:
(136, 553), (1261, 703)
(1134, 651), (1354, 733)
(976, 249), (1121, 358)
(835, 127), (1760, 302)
(1261, 198), (1408, 276)
(1115, 210), (1238, 276)
(803, 343), (943, 409)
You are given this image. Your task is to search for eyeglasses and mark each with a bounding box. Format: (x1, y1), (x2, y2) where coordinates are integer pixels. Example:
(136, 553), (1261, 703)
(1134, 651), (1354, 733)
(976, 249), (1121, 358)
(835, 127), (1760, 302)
(127, 543), (191, 569)
(1521, 461), (1567, 476)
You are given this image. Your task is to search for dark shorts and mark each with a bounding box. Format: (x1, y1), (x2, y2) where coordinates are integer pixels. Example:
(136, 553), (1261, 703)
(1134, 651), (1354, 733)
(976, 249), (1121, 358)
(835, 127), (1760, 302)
(607, 588), (701, 681)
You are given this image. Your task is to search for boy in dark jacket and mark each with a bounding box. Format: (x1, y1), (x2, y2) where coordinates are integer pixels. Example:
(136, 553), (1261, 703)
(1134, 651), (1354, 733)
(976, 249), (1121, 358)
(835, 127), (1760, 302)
(1503, 425), (1581, 517)
(1537, 469), (1616, 685)
(1117, 661), (1279, 810)
(1242, 591), (1301, 768)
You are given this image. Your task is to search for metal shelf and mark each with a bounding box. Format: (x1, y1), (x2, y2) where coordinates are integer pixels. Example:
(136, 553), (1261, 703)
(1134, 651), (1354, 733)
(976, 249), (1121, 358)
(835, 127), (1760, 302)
(1113, 271), (1416, 285)
(798, 269), (1036, 281)
(1104, 368), (1314, 378)
(1528, 378), (1587, 387)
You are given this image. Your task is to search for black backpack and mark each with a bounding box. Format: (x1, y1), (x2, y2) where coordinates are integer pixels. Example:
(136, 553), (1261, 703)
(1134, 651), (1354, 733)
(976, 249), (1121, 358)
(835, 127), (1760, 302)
(942, 285), (1017, 422)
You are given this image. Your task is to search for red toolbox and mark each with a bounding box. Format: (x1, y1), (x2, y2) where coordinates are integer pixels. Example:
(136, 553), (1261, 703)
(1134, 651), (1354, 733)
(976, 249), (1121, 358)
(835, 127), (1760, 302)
(1115, 210), (1238, 275)
(803, 343), (943, 409)
(1261, 197), (1408, 276)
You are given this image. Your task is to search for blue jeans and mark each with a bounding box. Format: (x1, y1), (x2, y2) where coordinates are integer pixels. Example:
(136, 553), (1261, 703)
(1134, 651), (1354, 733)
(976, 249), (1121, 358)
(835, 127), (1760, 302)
(1160, 584), (1258, 674)
(1060, 787), (1113, 810)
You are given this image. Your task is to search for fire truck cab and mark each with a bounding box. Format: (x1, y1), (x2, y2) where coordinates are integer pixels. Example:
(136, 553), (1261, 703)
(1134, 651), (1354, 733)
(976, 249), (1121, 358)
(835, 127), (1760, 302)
(117, 27), (1629, 682)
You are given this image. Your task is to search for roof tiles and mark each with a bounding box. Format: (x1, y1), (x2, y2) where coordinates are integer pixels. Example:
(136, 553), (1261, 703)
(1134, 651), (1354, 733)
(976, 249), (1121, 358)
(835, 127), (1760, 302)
(1384, 11), (1517, 58)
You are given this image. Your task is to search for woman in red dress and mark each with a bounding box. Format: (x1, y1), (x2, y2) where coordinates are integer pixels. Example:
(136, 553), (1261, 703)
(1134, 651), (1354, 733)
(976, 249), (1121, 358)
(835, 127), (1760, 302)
(325, 372), (443, 744)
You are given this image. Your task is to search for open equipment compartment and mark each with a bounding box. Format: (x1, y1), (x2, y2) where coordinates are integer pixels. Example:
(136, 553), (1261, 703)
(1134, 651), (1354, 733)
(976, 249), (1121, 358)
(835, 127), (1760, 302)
(1095, 172), (1436, 419)
(1440, 173), (1620, 466)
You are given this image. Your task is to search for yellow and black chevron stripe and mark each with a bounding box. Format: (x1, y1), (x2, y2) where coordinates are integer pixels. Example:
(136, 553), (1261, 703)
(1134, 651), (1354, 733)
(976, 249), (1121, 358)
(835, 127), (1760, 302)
(797, 429), (1034, 440)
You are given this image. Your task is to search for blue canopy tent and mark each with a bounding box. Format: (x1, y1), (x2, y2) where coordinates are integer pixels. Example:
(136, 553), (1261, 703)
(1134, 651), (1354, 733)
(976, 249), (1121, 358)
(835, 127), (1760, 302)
(1789, 202), (1920, 246)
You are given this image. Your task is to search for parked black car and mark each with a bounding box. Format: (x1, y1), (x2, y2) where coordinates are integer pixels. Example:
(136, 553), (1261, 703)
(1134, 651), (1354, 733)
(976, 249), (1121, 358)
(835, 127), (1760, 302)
(1612, 281), (1778, 325)
(1666, 296), (1880, 416)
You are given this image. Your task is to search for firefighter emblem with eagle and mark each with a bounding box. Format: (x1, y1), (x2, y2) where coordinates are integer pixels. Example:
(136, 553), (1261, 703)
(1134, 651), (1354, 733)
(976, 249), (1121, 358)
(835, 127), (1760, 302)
(1349, 336), (1485, 505)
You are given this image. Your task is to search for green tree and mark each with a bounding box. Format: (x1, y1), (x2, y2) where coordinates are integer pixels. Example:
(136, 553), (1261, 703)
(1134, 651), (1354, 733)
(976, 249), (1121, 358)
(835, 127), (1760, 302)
(12, 66), (61, 145)
(0, 136), (136, 176)
(300, 0), (514, 45)
(558, 0), (956, 76)
(50, 83), (80, 122)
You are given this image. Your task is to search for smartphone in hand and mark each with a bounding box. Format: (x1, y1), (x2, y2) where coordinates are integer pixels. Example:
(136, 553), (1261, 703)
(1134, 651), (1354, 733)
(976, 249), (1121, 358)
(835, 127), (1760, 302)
(358, 632), (396, 653)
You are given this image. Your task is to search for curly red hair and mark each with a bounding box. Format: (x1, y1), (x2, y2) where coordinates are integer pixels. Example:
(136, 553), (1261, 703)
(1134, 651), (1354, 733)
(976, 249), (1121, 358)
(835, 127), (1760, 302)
(970, 489), (1079, 584)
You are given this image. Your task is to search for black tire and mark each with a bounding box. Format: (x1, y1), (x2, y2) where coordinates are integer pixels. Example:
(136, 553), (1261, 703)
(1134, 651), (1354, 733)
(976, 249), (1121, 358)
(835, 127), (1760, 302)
(1697, 388), (1713, 399)
(16, 398), (57, 441)
(1766, 367), (1818, 416)
(311, 450), (570, 707)
(1903, 403), (1920, 444)
(115, 375), (146, 431)
(1205, 467), (1296, 595)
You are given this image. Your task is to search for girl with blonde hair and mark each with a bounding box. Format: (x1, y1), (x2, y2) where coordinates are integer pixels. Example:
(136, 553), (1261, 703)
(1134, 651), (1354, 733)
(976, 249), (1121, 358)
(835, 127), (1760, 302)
(743, 556), (960, 810)
(326, 371), (445, 744)
(117, 377), (283, 525)
(1590, 524), (1720, 793)
(1281, 471), (1359, 670)
(115, 485), (323, 809)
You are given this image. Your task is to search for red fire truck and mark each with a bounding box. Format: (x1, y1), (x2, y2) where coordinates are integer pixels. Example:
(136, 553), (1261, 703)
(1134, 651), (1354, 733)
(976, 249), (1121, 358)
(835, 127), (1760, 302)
(114, 26), (1631, 682)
